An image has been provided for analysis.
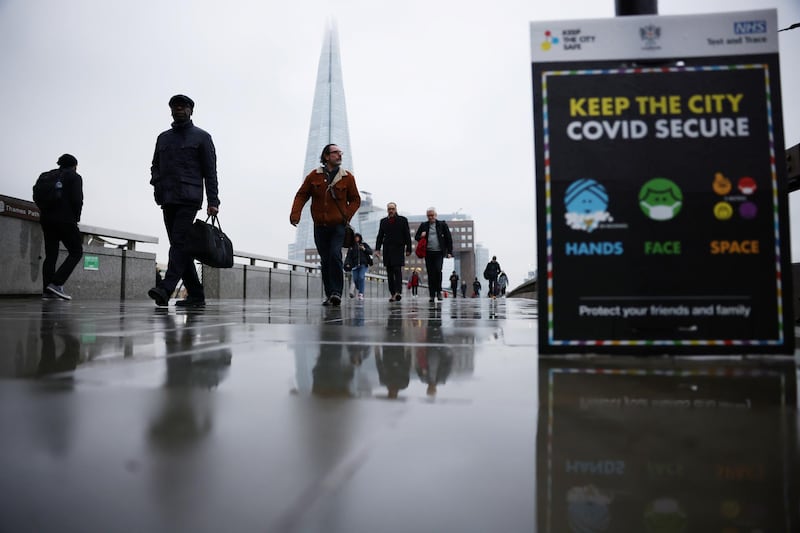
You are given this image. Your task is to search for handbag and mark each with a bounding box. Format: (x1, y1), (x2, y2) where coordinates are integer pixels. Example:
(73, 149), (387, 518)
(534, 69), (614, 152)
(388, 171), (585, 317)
(330, 187), (355, 249)
(186, 215), (234, 268)
(342, 224), (355, 249)
(415, 236), (427, 258)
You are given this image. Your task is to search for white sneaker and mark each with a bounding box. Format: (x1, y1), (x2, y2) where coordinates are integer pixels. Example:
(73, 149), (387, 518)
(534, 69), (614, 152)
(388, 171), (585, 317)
(357, 293), (364, 300)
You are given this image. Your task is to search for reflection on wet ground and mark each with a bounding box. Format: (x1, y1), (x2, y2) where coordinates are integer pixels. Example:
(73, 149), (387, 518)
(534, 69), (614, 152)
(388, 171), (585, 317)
(0, 297), (797, 532)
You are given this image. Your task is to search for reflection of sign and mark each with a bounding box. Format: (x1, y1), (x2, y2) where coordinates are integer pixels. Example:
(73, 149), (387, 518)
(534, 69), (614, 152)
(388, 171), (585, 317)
(0, 194), (40, 222)
(83, 255), (99, 271)
(531, 9), (793, 354)
(537, 362), (795, 533)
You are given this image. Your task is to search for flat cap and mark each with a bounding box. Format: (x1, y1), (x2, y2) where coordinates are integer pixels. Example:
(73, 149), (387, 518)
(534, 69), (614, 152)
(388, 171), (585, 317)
(168, 94), (194, 108)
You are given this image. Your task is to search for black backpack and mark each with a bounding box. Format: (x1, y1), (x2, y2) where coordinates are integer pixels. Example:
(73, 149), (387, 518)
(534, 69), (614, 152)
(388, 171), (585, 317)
(33, 170), (64, 210)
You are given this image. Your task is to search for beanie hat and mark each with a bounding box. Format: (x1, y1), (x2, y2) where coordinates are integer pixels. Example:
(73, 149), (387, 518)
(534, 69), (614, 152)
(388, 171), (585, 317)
(57, 154), (78, 168)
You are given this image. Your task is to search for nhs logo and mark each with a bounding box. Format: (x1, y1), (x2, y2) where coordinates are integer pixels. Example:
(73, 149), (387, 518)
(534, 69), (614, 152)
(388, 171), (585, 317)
(734, 20), (767, 34)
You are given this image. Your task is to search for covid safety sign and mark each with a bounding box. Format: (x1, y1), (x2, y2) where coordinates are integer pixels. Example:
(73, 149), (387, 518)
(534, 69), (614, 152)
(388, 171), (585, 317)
(531, 9), (794, 354)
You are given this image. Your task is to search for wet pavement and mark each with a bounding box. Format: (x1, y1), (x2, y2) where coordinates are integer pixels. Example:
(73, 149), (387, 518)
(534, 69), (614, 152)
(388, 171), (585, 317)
(0, 296), (797, 532)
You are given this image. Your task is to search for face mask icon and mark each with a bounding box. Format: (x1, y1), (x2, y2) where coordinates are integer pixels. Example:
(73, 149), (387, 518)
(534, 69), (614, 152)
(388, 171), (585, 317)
(638, 178), (683, 222)
(641, 201), (681, 221)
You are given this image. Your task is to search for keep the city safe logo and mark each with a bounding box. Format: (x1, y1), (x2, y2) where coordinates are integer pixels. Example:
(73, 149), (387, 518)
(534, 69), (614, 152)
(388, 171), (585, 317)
(540, 30), (559, 51)
(564, 178), (613, 232)
(638, 178), (683, 221)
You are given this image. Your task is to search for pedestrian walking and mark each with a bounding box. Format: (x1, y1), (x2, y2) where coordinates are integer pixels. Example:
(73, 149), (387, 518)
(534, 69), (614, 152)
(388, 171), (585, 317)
(33, 154), (84, 300)
(343, 232), (372, 300)
(148, 94), (220, 308)
(483, 256), (502, 298)
(408, 270), (420, 297)
(290, 143), (361, 306)
(414, 207), (453, 302)
(449, 271), (459, 298)
(472, 277), (482, 298)
(374, 202), (412, 302)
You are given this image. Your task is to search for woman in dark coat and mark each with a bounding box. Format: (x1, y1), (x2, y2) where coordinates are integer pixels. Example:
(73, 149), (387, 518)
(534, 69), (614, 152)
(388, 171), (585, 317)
(374, 202), (412, 302)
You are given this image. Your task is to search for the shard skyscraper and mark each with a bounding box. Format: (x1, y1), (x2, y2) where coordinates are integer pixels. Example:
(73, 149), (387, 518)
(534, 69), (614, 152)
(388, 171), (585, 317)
(289, 19), (354, 262)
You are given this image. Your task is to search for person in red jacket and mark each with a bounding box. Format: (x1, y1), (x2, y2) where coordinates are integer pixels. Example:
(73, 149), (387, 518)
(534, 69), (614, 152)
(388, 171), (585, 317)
(408, 270), (420, 297)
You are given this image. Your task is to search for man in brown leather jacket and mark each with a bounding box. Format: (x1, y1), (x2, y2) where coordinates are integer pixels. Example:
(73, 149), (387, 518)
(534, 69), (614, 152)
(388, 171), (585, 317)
(290, 144), (361, 306)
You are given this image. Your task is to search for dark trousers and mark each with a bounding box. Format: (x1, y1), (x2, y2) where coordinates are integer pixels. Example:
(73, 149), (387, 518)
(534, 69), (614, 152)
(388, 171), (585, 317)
(387, 266), (403, 297)
(314, 224), (345, 298)
(424, 251), (444, 297)
(488, 277), (498, 296)
(41, 222), (83, 290)
(160, 205), (203, 298)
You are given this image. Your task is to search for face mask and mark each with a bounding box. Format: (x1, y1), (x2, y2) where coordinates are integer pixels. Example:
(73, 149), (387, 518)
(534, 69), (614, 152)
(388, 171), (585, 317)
(642, 201), (680, 221)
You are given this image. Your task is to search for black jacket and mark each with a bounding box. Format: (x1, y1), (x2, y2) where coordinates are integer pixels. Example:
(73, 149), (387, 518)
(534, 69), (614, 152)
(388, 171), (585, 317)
(150, 120), (219, 208)
(37, 168), (83, 225)
(344, 241), (373, 270)
(414, 219), (453, 256)
(375, 216), (412, 267)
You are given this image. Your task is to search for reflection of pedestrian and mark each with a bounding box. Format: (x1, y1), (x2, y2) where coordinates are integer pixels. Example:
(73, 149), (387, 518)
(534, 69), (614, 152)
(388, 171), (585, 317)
(343, 233), (372, 300)
(449, 271), (459, 298)
(34, 154), (84, 300)
(483, 256), (502, 298)
(290, 144), (361, 307)
(414, 207), (453, 302)
(415, 307), (453, 396)
(375, 347), (411, 399)
(408, 271), (420, 297)
(375, 202), (412, 302)
(148, 94), (220, 308)
(38, 302), (80, 375)
(312, 345), (356, 397)
(460, 279), (467, 298)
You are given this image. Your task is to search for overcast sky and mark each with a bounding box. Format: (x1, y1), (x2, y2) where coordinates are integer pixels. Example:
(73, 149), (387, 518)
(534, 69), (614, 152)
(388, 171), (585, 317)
(0, 0), (797, 289)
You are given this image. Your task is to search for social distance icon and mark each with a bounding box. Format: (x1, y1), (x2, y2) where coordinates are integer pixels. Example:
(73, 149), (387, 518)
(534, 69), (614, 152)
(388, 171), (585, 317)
(714, 201), (734, 220)
(738, 176), (757, 195)
(712, 172), (732, 195)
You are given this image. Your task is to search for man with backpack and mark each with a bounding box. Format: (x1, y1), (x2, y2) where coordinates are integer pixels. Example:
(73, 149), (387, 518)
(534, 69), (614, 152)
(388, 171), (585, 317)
(33, 154), (84, 300)
(483, 256), (502, 298)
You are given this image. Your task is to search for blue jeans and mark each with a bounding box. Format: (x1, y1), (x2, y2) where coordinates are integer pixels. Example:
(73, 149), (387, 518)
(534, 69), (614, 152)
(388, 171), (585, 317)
(313, 224), (345, 298)
(351, 265), (367, 295)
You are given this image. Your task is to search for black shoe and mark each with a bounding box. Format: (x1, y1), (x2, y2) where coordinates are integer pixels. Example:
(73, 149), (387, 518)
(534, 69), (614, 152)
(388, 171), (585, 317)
(322, 297), (330, 306)
(429, 297), (435, 303)
(394, 293), (402, 302)
(148, 286), (169, 307)
(176, 296), (205, 307)
(436, 292), (442, 301)
(329, 294), (341, 306)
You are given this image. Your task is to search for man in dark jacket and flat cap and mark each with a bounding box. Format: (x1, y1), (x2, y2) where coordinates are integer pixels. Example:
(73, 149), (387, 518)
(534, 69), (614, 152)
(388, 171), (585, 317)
(148, 94), (220, 307)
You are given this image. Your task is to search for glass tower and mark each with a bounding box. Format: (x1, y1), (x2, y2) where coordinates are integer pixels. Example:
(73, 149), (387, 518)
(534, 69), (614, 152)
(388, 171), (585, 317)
(290, 19), (355, 261)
